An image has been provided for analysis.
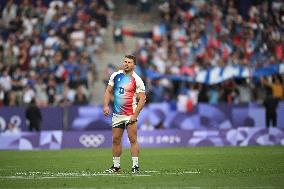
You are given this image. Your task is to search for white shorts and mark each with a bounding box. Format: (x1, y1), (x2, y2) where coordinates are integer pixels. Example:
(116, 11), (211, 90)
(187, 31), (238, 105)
(112, 114), (134, 129)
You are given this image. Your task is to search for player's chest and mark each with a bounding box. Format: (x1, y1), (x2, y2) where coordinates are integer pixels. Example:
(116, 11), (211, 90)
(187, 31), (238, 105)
(114, 76), (136, 93)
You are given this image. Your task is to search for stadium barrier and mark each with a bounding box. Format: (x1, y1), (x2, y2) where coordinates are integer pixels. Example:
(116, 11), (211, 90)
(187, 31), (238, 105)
(0, 102), (284, 132)
(0, 128), (284, 150)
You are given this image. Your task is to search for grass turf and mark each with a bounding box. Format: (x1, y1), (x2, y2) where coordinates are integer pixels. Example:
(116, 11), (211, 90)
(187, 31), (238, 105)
(0, 146), (284, 188)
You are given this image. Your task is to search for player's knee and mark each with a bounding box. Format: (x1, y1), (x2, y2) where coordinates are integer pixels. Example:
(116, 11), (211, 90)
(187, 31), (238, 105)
(113, 136), (121, 145)
(128, 136), (137, 144)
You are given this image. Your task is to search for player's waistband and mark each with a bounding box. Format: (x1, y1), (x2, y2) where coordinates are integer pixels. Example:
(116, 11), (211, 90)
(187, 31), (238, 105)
(112, 113), (134, 117)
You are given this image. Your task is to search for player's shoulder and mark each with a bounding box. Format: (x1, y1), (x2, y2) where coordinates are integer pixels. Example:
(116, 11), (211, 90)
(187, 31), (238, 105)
(111, 70), (124, 78)
(115, 70), (124, 74)
(132, 71), (143, 81)
(132, 72), (145, 91)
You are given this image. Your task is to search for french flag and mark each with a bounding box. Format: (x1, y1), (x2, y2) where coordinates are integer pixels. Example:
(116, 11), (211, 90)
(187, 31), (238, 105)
(153, 25), (162, 41)
(153, 24), (166, 42)
(55, 65), (68, 80)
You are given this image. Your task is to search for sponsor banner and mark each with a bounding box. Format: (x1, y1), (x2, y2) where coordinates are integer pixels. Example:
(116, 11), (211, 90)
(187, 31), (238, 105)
(0, 102), (284, 132)
(39, 131), (63, 150)
(236, 127), (284, 146)
(123, 129), (187, 148)
(0, 132), (39, 150)
(1, 128), (284, 150)
(62, 131), (112, 148)
(0, 107), (63, 131)
(67, 102), (284, 131)
(187, 129), (236, 147)
(67, 106), (111, 131)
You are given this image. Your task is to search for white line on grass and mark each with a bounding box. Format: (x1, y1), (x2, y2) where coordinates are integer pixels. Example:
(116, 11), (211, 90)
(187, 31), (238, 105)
(0, 173), (152, 179)
(144, 170), (159, 173)
(218, 187), (276, 189)
(1, 170), (201, 180)
(183, 171), (201, 174)
(0, 176), (77, 179)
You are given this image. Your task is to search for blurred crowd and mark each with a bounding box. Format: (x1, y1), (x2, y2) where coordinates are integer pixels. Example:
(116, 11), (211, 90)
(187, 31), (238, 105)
(129, 0), (284, 106)
(1, 0), (284, 108)
(0, 0), (114, 107)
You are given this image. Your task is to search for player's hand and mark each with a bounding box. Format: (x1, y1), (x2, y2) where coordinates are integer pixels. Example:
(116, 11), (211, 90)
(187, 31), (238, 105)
(103, 106), (110, 116)
(129, 115), (138, 124)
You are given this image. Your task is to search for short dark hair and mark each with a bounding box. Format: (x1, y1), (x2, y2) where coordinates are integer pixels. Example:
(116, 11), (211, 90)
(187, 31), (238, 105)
(125, 54), (136, 64)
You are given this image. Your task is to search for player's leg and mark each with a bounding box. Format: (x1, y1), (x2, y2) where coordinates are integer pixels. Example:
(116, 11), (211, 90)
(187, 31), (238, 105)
(112, 127), (124, 157)
(105, 127), (124, 173)
(127, 122), (140, 173)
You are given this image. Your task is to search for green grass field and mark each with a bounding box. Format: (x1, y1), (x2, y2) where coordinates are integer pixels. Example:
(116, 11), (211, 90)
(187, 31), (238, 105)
(0, 146), (284, 188)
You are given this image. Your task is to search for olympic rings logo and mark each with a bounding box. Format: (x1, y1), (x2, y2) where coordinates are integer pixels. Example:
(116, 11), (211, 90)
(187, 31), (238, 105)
(79, 134), (105, 148)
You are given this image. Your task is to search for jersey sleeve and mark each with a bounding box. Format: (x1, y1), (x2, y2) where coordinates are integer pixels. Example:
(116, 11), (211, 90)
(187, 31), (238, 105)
(108, 72), (117, 86)
(136, 77), (146, 93)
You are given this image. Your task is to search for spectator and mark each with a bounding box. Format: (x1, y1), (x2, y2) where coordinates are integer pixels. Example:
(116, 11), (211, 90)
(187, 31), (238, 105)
(6, 91), (19, 106)
(34, 78), (48, 107)
(78, 52), (90, 87)
(0, 0), (107, 106)
(22, 84), (36, 105)
(263, 92), (279, 128)
(0, 0), (283, 107)
(46, 74), (57, 105)
(188, 84), (199, 106)
(126, 0), (284, 104)
(0, 86), (4, 106)
(208, 85), (219, 104)
(177, 89), (188, 112)
(112, 15), (125, 53)
(139, 0), (151, 22)
(198, 84), (208, 103)
(4, 121), (21, 134)
(271, 76), (283, 100)
(0, 69), (12, 92)
(25, 98), (42, 132)
(74, 85), (88, 105)
(2, 0), (18, 27)
(237, 80), (252, 104)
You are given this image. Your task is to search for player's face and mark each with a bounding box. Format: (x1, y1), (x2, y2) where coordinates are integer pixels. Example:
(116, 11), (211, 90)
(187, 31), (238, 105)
(123, 57), (135, 73)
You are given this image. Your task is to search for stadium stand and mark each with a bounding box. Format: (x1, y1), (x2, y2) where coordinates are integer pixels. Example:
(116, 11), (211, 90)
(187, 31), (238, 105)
(0, 0), (113, 106)
(0, 0), (283, 108)
(128, 0), (284, 104)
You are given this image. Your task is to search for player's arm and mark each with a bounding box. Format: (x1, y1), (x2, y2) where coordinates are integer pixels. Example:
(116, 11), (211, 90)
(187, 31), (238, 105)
(103, 85), (113, 116)
(131, 92), (146, 122)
